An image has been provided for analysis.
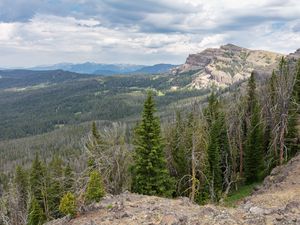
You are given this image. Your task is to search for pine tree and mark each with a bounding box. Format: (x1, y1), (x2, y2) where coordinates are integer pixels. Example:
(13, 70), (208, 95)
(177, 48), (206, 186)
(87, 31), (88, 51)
(244, 73), (264, 183)
(264, 71), (277, 154)
(47, 156), (64, 218)
(244, 104), (264, 183)
(85, 170), (105, 203)
(206, 92), (231, 202)
(207, 114), (223, 201)
(59, 192), (76, 217)
(27, 197), (46, 225)
(204, 92), (219, 126)
(63, 163), (74, 193)
(131, 91), (174, 197)
(294, 60), (300, 102)
(29, 154), (45, 208)
(246, 72), (257, 116)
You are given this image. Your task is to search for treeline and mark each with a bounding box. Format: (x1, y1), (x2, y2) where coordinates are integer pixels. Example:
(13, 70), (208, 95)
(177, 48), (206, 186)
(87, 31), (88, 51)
(0, 58), (299, 224)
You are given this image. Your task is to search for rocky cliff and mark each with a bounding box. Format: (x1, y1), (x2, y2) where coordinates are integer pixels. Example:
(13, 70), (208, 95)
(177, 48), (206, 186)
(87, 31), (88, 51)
(45, 154), (300, 225)
(172, 44), (283, 89)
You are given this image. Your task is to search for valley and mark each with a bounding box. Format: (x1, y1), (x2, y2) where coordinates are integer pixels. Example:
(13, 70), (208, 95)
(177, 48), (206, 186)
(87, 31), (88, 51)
(0, 44), (286, 174)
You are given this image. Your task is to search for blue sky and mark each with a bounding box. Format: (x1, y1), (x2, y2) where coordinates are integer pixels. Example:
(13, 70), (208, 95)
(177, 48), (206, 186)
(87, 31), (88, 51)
(0, 0), (299, 67)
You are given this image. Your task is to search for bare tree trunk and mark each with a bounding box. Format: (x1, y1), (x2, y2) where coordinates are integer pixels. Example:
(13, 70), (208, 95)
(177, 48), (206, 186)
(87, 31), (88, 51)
(279, 124), (286, 165)
(190, 132), (196, 202)
(238, 130), (243, 177)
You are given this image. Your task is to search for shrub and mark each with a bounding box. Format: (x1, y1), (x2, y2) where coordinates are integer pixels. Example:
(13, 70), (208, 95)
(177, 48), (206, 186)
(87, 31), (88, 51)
(59, 192), (76, 217)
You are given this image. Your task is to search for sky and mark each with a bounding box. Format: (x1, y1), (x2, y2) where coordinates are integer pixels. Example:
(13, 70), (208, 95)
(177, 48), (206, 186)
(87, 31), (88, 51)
(0, 0), (300, 67)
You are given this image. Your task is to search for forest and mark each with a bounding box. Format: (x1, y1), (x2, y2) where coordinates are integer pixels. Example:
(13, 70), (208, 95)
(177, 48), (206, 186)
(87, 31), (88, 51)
(0, 57), (300, 225)
(0, 69), (203, 140)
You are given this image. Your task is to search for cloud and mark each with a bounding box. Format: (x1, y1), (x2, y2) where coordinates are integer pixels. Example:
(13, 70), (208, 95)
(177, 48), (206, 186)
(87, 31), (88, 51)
(0, 0), (299, 67)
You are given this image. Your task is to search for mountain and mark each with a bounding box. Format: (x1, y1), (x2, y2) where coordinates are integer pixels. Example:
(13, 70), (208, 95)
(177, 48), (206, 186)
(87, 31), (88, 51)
(29, 62), (177, 75)
(31, 63), (145, 75)
(132, 63), (178, 74)
(172, 44), (283, 88)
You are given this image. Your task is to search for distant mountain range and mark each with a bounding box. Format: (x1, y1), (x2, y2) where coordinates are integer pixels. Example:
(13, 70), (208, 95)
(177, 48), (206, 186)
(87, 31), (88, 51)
(27, 62), (178, 75)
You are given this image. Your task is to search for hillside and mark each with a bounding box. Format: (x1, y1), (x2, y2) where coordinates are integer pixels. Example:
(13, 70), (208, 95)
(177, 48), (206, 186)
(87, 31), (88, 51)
(0, 69), (208, 140)
(173, 44), (283, 88)
(46, 154), (300, 225)
(0, 44), (286, 141)
(26, 63), (177, 75)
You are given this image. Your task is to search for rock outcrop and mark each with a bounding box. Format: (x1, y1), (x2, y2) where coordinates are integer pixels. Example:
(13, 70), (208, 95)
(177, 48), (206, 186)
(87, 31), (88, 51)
(45, 154), (300, 225)
(172, 44), (283, 89)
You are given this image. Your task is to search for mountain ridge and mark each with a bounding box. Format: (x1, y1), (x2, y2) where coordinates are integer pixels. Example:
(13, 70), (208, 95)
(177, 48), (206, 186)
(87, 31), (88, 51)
(28, 62), (178, 75)
(172, 43), (284, 89)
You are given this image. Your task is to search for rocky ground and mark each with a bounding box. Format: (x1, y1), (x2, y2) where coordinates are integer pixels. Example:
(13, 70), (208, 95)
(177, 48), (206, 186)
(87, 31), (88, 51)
(46, 154), (300, 225)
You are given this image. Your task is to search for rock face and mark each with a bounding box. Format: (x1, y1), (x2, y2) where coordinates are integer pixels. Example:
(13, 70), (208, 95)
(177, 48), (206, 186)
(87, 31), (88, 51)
(45, 154), (300, 225)
(288, 48), (300, 61)
(172, 44), (283, 89)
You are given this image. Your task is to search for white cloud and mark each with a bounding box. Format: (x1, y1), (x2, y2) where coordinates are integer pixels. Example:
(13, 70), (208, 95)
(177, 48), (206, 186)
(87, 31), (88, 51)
(0, 0), (299, 67)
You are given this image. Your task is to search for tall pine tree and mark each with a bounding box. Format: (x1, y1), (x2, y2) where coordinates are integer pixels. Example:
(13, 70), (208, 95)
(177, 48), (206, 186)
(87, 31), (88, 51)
(207, 116), (222, 201)
(47, 155), (64, 218)
(29, 154), (45, 209)
(206, 92), (231, 202)
(244, 73), (264, 183)
(131, 91), (174, 197)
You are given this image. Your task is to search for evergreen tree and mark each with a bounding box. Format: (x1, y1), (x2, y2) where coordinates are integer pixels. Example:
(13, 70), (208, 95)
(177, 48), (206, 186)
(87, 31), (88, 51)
(63, 163), (74, 193)
(246, 72), (257, 116)
(85, 170), (105, 203)
(29, 154), (45, 208)
(207, 114), (223, 201)
(131, 91), (174, 197)
(264, 71), (277, 154)
(205, 92), (231, 202)
(204, 92), (219, 126)
(27, 197), (46, 225)
(47, 156), (64, 218)
(294, 60), (300, 102)
(244, 74), (264, 183)
(244, 104), (264, 183)
(59, 192), (76, 217)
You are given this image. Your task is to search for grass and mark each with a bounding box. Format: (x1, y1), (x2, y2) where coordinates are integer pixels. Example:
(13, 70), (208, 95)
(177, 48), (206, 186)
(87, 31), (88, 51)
(106, 204), (113, 209)
(223, 182), (261, 207)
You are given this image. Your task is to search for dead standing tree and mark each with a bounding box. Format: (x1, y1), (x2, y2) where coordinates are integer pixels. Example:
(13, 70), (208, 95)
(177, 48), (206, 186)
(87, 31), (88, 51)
(270, 58), (296, 165)
(84, 122), (132, 195)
